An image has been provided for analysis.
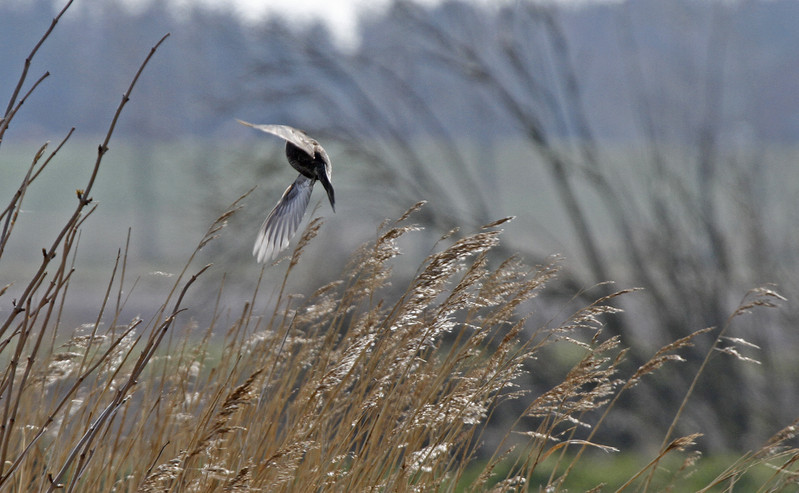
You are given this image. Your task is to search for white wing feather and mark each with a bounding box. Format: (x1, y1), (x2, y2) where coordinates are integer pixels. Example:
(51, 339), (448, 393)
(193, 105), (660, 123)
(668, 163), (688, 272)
(237, 120), (316, 157)
(253, 174), (314, 262)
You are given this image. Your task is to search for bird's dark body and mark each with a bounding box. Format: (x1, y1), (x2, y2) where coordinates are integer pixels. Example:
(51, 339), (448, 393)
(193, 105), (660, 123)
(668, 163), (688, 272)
(286, 141), (335, 211)
(286, 141), (317, 178)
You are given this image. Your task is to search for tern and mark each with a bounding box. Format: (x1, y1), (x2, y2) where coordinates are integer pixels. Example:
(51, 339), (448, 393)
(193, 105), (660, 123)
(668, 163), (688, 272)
(239, 120), (335, 263)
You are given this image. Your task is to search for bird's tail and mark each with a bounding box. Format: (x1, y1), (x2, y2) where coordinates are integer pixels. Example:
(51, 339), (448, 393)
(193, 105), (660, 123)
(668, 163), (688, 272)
(319, 173), (335, 212)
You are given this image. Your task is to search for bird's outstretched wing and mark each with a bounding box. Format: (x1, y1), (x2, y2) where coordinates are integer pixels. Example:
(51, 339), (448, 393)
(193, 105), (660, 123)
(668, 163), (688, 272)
(253, 174), (314, 263)
(237, 120), (316, 157)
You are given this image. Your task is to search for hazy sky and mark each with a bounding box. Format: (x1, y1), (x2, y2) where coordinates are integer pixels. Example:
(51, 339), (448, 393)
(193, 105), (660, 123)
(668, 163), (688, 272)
(165, 0), (528, 47)
(115, 0), (597, 48)
(157, 0), (421, 46)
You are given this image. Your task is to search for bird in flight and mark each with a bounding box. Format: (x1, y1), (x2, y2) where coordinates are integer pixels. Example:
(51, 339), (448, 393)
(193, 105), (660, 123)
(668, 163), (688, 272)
(238, 120), (335, 263)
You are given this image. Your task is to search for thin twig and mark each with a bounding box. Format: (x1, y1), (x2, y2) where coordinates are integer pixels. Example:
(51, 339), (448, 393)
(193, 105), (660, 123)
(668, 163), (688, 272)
(0, 0), (74, 145)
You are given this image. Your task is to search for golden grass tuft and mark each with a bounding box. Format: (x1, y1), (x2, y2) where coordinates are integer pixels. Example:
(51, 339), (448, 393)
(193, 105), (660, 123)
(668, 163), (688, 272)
(3, 184), (798, 492)
(1, 176), (796, 491)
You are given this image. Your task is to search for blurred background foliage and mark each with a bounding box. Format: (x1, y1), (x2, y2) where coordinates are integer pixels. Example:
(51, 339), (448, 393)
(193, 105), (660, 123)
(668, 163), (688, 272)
(2, 0), (797, 453)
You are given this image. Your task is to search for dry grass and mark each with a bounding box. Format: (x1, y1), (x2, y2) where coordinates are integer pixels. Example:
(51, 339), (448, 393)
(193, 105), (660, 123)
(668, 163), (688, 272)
(2, 5), (798, 492)
(1, 194), (796, 491)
